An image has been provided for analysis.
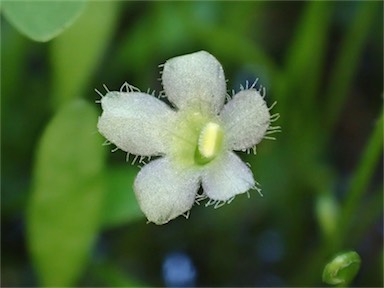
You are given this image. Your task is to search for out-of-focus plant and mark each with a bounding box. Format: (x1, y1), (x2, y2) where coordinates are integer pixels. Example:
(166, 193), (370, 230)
(1, 0), (382, 287)
(27, 100), (105, 286)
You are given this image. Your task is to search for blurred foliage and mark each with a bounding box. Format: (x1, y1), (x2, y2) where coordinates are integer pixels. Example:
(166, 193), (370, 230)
(2, 1), (86, 42)
(101, 166), (142, 228)
(51, 1), (119, 109)
(1, 1), (383, 287)
(27, 100), (105, 286)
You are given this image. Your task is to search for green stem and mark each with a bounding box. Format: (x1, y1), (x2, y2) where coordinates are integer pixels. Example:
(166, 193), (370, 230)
(350, 187), (383, 246)
(338, 111), (383, 245)
(291, 110), (382, 285)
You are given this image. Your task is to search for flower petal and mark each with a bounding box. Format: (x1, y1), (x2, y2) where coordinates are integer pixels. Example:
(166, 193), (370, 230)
(202, 152), (255, 201)
(162, 51), (227, 115)
(220, 89), (270, 150)
(98, 92), (176, 156)
(134, 157), (200, 224)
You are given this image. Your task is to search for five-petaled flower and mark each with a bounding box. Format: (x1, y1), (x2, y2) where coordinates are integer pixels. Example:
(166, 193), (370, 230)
(97, 51), (278, 224)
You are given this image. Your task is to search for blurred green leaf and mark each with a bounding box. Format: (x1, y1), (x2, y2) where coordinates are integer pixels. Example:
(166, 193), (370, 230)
(338, 110), (383, 242)
(1, 0), (86, 42)
(102, 166), (143, 228)
(294, 111), (383, 285)
(1, 20), (28, 105)
(324, 1), (380, 133)
(351, 187), (383, 246)
(27, 100), (106, 286)
(51, 1), (119, 109)
(316, 192), (339, 242)
(282, 1), (332, 131)
(194, 26), (279, 83)
(110, 3), (188, 86)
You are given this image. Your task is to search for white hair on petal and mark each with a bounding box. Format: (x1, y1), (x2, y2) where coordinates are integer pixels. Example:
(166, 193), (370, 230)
(120, 82), (141, 93)
(182, 210), (191, 219)
(102, 84), (110, 93)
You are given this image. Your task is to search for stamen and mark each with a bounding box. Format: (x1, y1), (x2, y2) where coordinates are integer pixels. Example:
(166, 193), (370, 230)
(199, 123), (221, 158)
(194, 122), (224, 165)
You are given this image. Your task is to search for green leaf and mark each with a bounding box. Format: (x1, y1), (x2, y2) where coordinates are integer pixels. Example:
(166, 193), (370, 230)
(102, 166), (144, 228)
(338, 110), (383, 242)
(51, 1), (119, 110)
(324, 1), (380, 133)
(27, 100), (106, 286)
(282, 1), (332, 130)
(1, 0), (86, 42)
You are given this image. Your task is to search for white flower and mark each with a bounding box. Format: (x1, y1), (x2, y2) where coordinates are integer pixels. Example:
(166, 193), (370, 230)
(97, 51), (278, 224)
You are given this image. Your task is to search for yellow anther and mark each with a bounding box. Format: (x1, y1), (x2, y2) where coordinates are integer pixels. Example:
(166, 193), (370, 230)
(195, 122), (223, 165)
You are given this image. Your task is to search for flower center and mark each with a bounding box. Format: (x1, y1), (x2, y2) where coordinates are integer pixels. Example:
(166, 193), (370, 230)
(195, 122), (223, 165)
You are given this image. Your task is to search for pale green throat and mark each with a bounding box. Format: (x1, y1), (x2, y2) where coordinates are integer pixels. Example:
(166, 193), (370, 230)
(194, 122), (224, 165)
